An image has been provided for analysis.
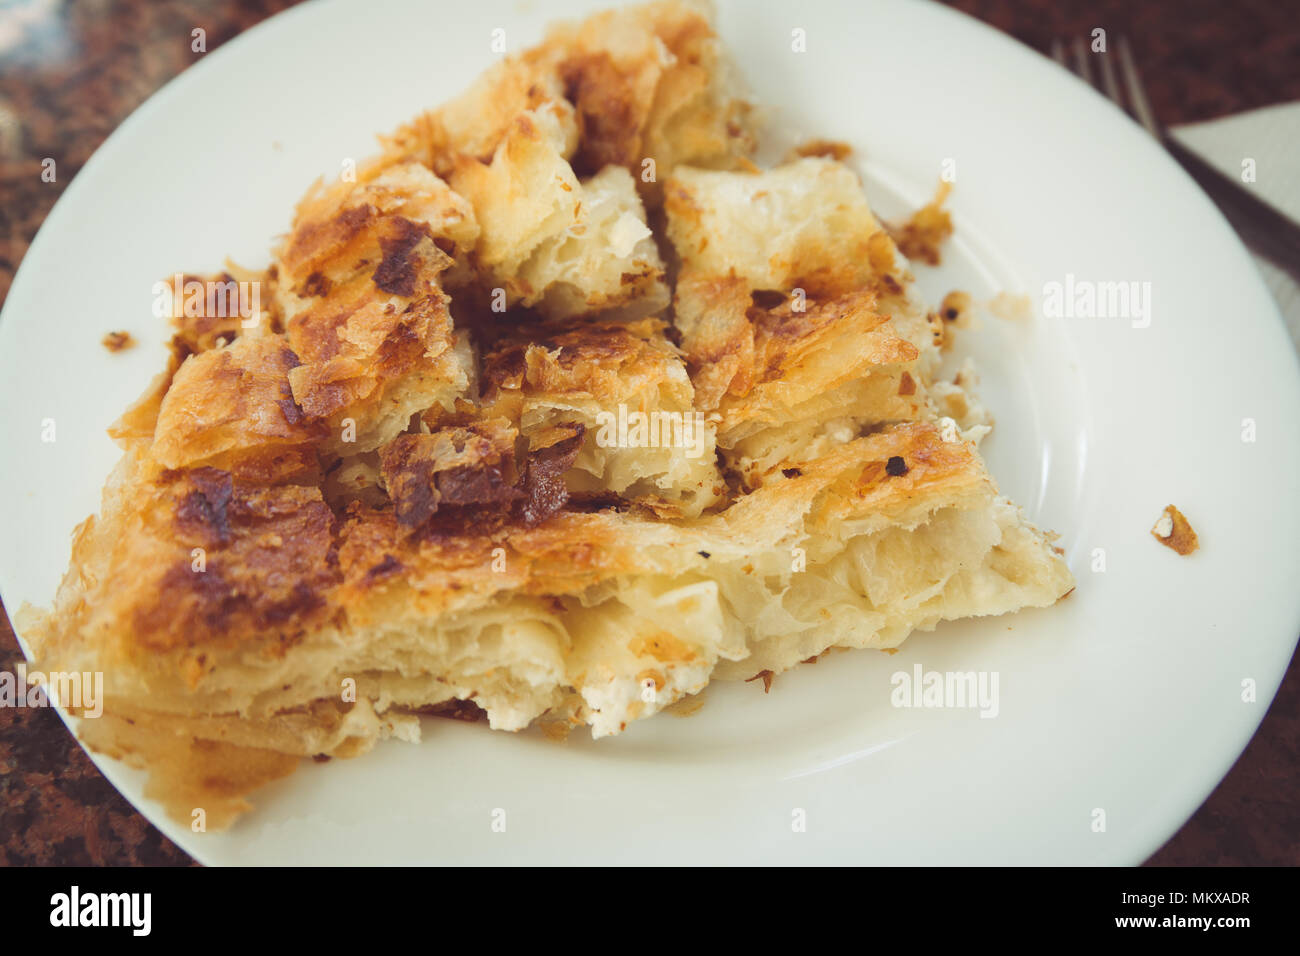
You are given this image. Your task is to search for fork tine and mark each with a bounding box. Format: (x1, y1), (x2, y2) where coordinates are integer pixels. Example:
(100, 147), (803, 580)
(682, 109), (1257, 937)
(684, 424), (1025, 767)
(1050, 38), (1066, 67)
(1117, 37), (1161, 137)
(1097, 43), (1124, 108)
(1071, 37), (1094, 87)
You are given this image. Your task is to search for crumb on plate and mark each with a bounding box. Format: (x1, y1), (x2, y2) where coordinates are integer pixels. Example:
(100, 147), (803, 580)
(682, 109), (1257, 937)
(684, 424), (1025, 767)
(1151, 504), (1198, 555)
(102, 331), (135, 352)
(940, 290), (973, 327)
(787, 138), (853, 162)
(887, 180), (953, 266)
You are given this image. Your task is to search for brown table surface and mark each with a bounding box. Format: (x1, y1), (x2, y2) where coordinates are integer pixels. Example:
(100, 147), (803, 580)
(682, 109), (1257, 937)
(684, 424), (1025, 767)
(0, 0), (1296, 866)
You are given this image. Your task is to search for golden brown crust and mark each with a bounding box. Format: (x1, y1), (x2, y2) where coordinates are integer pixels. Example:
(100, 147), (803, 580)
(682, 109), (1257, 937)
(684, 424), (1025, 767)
(749, 289), (918, 387)
(671, 270), (755, 409)
(263, 165), (477, 453)
(151, 334), (326, 482)
(135, 468), (339, 656)
(562, 50), (648, 175)
(287, 290), (455, 419)
(664, 159), (894, 298)
(379, 420), (522, 526)
(475, 314), (720, 515)
(480, 316), (683, 406)
(701, 286), (928, 484)
(381, 50), (565, 177)
(163, 267), (283, 357)
(277, 164), (477, 288)
(383, 0), (755, 202)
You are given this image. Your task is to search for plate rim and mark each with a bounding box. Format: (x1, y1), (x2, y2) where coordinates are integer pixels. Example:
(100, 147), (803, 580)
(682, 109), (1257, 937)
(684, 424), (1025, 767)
(2, 0), (1298, 866)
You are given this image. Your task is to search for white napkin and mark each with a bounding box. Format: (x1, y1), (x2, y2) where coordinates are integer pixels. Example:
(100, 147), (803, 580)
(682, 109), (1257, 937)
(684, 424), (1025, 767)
(1171, 104), (1300, 352)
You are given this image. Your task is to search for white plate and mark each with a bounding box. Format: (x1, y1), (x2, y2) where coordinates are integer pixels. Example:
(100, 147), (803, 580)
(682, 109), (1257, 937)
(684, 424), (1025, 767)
(3, 0), (1298, 866)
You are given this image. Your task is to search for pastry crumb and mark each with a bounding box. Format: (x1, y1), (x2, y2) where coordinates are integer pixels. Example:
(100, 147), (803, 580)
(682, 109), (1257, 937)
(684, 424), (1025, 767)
(940, 290), (973, 327)
(102, 331), (135, 352)
(787, 139), (852, 162)
(886, 180), (953, 266)
(1151, 505), (1198, 555)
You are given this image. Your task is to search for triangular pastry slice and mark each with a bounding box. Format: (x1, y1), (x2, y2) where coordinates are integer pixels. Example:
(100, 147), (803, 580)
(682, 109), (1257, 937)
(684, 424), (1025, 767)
(19, 0), (1072, 827)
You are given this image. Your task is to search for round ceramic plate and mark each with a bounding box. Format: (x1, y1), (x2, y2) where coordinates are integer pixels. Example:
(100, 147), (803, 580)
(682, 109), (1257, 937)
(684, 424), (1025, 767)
(2, 0), (1297, 865)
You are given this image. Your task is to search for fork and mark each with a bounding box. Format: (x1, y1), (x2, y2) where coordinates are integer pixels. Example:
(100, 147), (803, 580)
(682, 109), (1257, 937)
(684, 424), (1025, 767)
(1053, 36), (1300, 282)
